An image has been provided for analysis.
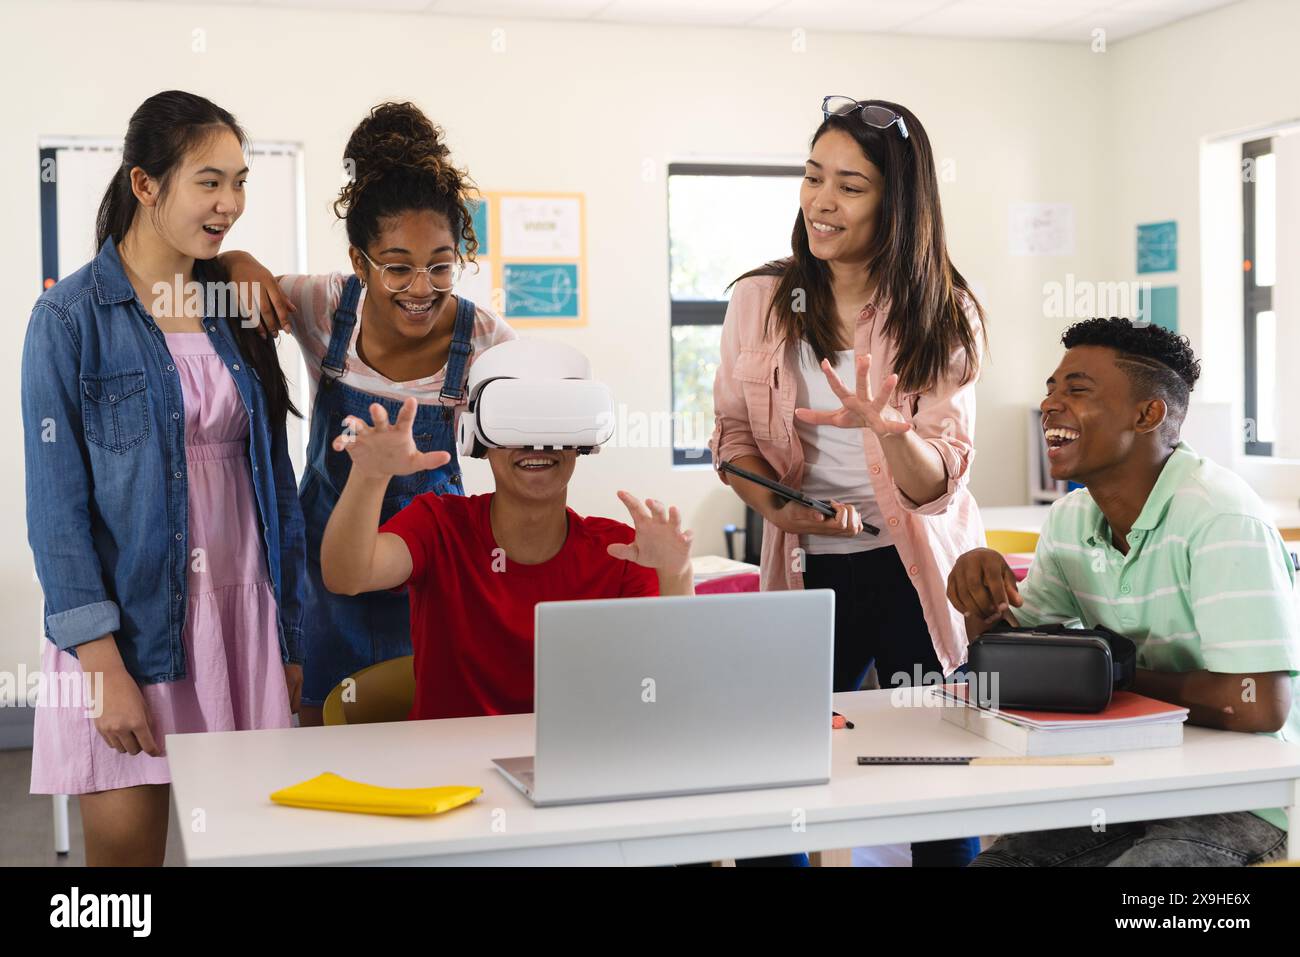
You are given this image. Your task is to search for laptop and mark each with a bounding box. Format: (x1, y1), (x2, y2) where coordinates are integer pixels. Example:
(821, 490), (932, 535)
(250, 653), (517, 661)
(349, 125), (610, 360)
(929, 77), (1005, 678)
(492, 589), (834, 806)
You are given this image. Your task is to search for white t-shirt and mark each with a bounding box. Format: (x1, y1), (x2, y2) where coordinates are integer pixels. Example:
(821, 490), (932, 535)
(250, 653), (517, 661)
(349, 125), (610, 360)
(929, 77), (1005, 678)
(793, 342), (892, 555)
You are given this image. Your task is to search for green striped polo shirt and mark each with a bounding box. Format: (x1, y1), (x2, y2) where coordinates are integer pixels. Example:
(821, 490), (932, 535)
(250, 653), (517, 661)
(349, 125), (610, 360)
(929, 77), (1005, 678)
(1016, 442), (1300, 831)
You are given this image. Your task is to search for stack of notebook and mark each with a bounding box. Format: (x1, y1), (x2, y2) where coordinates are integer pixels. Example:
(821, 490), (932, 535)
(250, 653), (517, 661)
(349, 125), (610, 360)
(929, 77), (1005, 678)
(934, 683), (1189, 756)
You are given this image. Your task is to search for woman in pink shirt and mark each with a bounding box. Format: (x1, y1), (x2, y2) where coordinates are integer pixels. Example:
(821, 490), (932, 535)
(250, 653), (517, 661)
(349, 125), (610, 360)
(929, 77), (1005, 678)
(710, 97), (987, 867)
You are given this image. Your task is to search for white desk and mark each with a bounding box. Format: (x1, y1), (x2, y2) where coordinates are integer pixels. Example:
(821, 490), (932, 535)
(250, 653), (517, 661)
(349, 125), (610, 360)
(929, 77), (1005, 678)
(166, 689), (1300, 866)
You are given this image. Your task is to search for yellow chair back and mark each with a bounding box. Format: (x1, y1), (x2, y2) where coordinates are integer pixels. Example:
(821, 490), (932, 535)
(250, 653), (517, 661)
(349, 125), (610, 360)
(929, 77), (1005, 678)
(322, 655), (416, 726)
(985, 529), (1040, 555)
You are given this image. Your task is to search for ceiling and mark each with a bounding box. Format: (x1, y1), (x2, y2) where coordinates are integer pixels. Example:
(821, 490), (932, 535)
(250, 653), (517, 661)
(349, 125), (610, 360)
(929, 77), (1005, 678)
(128, 0), (1243, 43)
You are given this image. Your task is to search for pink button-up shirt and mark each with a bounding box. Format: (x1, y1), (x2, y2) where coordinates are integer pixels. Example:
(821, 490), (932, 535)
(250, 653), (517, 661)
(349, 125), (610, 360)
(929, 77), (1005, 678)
(709, 275), (986, 674)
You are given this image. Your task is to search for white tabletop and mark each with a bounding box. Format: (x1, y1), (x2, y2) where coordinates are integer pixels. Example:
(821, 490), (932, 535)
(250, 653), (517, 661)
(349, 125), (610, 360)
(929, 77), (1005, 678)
(167, 689), (1300, 866)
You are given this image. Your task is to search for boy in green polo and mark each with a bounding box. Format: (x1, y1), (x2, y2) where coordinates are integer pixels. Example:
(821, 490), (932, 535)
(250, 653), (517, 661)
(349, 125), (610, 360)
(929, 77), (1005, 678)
(949, 317), (1297, 866)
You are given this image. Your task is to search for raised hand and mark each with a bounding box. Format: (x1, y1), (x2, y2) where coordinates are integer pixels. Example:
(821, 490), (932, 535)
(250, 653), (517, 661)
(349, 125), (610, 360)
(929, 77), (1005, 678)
(794, 353), (911, 437)
(607, 490), (693, 579)
(333, 397), (451, 480)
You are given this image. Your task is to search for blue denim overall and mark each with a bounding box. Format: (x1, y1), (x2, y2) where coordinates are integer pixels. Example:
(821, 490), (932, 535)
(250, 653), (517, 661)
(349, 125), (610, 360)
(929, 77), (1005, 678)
(300, 275), (476, 706)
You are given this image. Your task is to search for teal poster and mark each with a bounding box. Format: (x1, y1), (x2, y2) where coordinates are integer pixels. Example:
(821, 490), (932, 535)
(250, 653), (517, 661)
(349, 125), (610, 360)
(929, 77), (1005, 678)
(1137, 221), (1177, 273)
(1138, 285), (1178, 332)
(463, 198), (490, 256)
(503, 263), (580, 319)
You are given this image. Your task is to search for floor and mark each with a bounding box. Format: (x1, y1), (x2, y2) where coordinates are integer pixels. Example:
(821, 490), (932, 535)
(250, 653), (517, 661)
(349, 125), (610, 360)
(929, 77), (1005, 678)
(4, 747), (187, 867)
(1, 749), (84, 867)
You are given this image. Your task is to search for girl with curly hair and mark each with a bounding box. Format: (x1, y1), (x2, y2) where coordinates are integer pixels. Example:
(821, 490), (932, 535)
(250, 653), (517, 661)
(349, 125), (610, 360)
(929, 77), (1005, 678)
(223, 102), (514, 726)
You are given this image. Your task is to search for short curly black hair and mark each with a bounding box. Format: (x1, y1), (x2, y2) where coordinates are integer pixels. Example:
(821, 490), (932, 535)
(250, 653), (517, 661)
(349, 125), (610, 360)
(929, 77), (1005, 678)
(1061, 317), (1201, 445)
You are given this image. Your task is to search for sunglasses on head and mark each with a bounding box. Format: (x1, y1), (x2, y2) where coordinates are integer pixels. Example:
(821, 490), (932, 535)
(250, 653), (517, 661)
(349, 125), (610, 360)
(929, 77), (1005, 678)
(821, 96), (909, 140)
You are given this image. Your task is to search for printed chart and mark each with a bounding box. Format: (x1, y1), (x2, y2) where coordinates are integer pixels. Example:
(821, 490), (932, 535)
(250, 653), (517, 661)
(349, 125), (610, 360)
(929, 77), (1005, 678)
(456, 191), (586, 326)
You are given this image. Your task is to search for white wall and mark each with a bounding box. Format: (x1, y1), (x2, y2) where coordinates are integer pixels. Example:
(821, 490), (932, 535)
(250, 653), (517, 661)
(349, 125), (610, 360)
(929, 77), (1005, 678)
(1104, 0), (1300, 509)
(0, 0), (1144, 677)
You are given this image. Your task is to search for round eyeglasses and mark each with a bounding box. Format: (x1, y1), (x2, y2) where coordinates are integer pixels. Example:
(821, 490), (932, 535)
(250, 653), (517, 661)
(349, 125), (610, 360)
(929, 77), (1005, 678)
(357, 247), (462, 294)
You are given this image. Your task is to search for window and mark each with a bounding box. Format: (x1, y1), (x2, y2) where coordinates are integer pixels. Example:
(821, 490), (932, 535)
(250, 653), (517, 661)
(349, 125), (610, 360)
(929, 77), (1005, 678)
(667, 163), (803, 465)
(1243, 136), (1275, 456)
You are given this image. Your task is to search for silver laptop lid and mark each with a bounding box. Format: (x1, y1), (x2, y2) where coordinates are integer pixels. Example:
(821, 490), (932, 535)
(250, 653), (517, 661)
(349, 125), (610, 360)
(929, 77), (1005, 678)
(530, 590), (833, 805)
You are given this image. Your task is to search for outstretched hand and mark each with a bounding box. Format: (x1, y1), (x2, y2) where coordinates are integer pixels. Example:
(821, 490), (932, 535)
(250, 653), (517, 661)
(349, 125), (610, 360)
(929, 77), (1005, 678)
(795, 353), (911, 437)
(333, 397), (451, 480)
(607, 490), (693, 579)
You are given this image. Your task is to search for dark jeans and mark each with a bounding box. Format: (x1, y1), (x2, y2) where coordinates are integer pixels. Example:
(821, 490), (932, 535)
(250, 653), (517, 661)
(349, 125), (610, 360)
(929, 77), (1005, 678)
(804, 546), (979, 868)
(808, 547), (947, 692)
(971, 811), (1287, 866)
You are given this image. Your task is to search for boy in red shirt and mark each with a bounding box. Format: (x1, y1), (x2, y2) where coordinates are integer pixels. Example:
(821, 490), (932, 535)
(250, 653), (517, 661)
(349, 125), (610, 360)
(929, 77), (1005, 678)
(319, 397), (694, 720)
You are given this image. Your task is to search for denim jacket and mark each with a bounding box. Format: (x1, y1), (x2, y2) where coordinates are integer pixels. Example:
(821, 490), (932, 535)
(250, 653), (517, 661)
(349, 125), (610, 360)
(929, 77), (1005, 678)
(21, 237), (306, 683)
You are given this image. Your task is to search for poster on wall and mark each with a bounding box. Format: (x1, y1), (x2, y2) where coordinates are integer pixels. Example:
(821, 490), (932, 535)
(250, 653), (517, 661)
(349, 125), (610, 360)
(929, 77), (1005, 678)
(1137, 220), (1178, 273)
(1137, 285), (1178, 332)
(468, 197), (490, 256)
(1008, 202), (1075, 256)
(457, 191), (586, 326)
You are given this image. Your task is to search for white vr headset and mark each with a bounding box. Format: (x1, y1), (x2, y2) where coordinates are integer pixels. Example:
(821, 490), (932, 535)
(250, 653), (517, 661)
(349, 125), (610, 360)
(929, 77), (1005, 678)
(456, 338), (616, 458)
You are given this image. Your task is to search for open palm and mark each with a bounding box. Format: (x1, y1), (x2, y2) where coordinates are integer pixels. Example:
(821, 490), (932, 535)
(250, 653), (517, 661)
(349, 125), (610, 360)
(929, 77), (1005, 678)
(795, 352), (910, 436)
(333, 397), (451, 480)
(607, 490), (693, 577)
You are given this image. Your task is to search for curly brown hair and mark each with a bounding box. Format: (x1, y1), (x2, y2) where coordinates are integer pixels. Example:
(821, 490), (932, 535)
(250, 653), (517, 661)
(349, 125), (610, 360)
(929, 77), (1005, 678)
(334, 101), (478, 261)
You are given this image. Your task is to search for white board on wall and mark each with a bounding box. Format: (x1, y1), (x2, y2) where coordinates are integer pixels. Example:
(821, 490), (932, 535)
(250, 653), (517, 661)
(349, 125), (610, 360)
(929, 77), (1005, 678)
(45, 139), (305, 279)
(41, 138), (311, 470)
(1008, 202), (1075, 257)
(51, 145), (121, 274)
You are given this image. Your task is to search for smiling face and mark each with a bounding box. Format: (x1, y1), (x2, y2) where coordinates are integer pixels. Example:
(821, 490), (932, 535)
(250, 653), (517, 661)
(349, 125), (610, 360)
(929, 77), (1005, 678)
(1041, 345), (1168, 483)
(350, 209), (457, 341)
(800, 128), (885, 265)
(486, 448), (578, 505)
(140, 127), (247, 260)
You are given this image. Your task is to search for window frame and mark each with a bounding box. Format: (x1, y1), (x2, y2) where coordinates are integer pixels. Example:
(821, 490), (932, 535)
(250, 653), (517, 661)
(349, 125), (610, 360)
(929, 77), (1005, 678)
(1242, 136), (1274, 457)
(667, 162), (804, 466)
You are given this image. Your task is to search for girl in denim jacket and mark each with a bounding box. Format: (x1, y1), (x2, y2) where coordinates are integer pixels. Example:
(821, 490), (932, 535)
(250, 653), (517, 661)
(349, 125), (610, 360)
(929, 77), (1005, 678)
(23, 91), (306, 866)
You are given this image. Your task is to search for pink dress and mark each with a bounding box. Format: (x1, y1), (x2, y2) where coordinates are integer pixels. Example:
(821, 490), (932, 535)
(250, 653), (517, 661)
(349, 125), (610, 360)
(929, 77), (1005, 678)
(30, 332), (292, 794)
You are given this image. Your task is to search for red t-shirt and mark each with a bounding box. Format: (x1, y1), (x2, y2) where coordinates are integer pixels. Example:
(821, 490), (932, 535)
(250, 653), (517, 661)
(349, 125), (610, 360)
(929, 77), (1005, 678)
(379, 493), (659, 720)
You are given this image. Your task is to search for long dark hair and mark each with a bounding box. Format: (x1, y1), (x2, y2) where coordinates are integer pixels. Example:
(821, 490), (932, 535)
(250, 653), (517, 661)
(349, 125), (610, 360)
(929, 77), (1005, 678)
(334, 101), (478, 261)
(734, 100), (986, 395)
(96, 90), (299, 423)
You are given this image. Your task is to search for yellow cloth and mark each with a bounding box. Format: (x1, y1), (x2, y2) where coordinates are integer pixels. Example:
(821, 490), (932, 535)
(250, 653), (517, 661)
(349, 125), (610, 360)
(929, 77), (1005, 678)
(270, 772), (482, 817)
